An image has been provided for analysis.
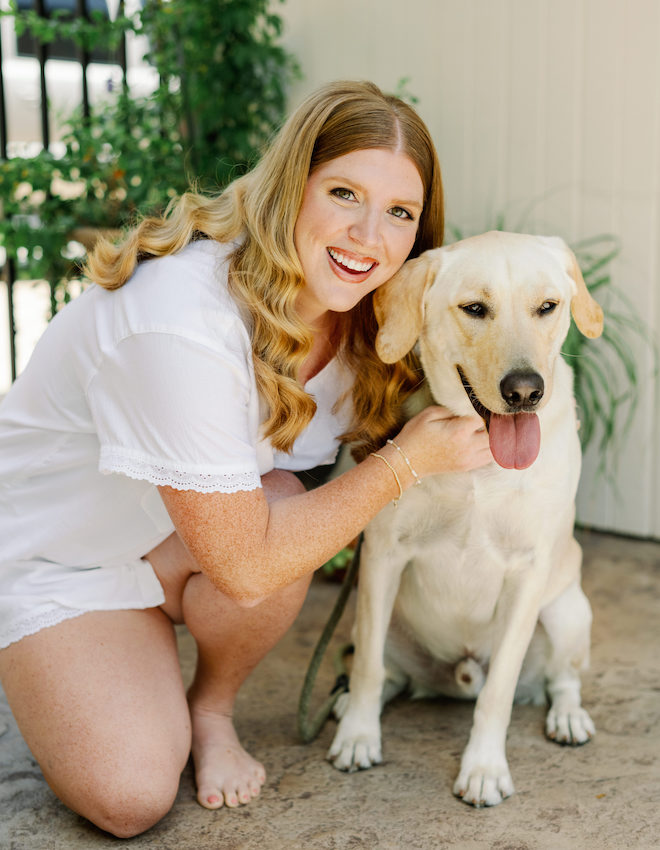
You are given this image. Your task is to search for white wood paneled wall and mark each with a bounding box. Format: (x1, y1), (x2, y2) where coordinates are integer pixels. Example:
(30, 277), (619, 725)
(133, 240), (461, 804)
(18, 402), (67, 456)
(278, 0), (660, 538)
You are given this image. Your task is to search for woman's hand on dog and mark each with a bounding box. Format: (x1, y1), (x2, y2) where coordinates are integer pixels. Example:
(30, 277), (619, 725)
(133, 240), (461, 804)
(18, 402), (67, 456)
(394, 406), (492, 480)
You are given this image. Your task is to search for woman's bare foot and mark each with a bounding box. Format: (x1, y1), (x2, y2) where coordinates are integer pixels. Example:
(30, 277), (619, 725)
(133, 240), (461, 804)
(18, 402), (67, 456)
(190, 702), (266, 810)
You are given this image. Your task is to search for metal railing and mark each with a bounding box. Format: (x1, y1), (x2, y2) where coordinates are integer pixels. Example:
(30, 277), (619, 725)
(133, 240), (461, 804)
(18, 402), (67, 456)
(0, 0), (128, 382)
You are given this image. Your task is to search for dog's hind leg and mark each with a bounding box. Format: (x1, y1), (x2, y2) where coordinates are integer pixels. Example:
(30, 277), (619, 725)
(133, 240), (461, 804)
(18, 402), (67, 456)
(332, 667), (407, 723)
(381, 668), (410, 707)
(540, 570), (595, 746)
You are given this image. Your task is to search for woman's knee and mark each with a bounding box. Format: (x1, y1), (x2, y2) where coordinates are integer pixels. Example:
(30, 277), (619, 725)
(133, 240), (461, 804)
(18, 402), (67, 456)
(70, 764), (182, 838)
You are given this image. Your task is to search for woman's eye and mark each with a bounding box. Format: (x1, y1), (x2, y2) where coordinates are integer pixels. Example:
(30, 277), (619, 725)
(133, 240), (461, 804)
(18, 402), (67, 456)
(461, 303), (487, 318)
(539, 301), (558, 315)
(389, 206), (414, 221)
(331, 187), (355, 201)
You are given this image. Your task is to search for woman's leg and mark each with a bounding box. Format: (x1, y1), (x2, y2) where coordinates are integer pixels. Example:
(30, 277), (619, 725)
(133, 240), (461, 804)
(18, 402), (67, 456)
(184, 568), (312, 809)
(0, 607), (190, 838)
(146, 468), (313, 810)
(0, 469), (314, 835)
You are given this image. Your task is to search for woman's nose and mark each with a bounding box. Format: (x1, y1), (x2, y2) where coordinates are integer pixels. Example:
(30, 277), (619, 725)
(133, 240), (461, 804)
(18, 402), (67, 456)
(348, 208), (381, 249)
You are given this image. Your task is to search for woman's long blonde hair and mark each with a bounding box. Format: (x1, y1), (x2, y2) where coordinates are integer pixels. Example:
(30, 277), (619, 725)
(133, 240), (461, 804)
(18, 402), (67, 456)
(86, 80), (444, 457)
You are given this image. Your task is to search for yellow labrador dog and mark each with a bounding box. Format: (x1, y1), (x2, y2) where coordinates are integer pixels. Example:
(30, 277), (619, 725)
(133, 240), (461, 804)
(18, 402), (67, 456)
(328, 231), (604, 807)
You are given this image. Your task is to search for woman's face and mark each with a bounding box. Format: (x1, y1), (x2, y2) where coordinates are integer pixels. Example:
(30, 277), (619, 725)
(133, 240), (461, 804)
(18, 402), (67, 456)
(293, 148), (424, 328)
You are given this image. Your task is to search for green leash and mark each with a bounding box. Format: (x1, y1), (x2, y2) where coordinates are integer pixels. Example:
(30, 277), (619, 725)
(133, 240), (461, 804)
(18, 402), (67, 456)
(297, 535), (362, 743)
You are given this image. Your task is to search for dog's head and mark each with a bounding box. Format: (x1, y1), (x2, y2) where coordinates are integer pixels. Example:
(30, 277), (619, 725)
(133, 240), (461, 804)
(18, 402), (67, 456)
(374, 231), (604, 470)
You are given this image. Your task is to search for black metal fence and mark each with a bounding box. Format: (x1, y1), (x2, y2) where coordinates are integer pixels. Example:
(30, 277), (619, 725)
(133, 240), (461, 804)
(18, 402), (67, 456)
(0, 0), (128, 382)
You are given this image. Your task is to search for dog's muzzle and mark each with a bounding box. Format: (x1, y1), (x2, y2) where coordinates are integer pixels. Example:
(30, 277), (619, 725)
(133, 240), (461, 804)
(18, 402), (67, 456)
(457, 366), (542, 470)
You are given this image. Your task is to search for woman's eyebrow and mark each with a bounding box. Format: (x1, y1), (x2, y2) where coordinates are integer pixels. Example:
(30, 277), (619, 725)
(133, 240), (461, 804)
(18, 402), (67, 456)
(322, 174), (423, 210)
(396, 198), (423, 213)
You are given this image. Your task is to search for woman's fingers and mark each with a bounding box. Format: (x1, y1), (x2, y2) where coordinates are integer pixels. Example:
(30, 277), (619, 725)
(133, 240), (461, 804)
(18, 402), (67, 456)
(418, 404), (485, 429)
(394, 406), (492, 478)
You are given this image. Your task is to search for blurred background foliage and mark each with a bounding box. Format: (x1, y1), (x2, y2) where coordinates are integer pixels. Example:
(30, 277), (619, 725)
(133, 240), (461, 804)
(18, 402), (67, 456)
(0, 0), (299, 311)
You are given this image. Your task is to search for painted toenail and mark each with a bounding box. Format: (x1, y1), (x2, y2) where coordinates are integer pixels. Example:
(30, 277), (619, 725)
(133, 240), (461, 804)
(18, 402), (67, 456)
(207, 795), (220, 804)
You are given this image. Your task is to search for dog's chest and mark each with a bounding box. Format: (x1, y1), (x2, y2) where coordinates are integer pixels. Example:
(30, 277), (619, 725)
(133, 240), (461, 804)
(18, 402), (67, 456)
(392, 468), (540, 559)
(380, 469), (551, 650)
(363, 413), (579, 658)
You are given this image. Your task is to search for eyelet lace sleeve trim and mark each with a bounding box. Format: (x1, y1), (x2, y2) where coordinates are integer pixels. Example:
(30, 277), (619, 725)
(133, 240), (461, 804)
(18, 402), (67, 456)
(99, 447), (261, 493)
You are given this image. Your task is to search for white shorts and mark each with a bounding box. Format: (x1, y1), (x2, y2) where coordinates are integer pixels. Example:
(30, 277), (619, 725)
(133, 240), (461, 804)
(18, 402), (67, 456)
(0, 557), (166, 649)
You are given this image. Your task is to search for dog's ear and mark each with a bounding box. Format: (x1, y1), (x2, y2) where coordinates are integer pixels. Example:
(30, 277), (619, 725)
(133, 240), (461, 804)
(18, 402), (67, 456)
(374, 249), (442, 363)
(568, 249), (604, 338)
(542, 237), (604, 339)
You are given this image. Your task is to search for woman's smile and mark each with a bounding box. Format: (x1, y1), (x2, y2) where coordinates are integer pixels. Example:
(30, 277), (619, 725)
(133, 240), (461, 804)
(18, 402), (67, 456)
(327, 246), (378, 278)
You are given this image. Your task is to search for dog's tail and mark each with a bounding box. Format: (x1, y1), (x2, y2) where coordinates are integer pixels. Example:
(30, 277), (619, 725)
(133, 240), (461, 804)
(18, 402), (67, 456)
(454, 657), (486, 698)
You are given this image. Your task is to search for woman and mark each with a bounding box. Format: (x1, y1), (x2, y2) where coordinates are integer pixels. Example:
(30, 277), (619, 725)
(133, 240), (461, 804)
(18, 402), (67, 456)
(0, 81), (491, 837)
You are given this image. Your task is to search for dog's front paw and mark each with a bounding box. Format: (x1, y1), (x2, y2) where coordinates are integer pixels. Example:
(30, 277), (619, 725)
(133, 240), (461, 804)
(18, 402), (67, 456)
(453, 757), (515, 807)
(327, 714), (382, 772)
(546, 705), (595, 745)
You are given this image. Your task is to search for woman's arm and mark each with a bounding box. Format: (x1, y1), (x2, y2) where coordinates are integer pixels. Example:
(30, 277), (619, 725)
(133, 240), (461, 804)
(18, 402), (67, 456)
(158, 406), (491, 606)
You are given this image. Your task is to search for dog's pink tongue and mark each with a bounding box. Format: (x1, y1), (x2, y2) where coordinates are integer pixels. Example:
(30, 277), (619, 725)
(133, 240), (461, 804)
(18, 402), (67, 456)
(488, 413), (540, 469)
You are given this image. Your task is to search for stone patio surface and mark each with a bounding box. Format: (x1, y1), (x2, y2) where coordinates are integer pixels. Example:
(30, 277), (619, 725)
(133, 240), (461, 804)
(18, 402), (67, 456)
(1, 529), (659, 850)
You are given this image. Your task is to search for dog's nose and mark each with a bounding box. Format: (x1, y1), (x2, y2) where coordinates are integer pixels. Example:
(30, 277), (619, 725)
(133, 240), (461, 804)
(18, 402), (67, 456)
(500, 370), (544, 409)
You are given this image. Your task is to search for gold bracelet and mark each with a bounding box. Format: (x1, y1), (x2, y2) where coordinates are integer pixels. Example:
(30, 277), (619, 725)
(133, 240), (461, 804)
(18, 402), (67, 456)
(387, 439), (421, 486)
(371, 452), (403, 507)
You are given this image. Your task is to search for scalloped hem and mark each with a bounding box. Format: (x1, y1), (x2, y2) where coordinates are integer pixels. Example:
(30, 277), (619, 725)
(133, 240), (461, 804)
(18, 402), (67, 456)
(99, 446), (262, 493)
(0, 557), (167, 649)
(0, 606), (88, 649)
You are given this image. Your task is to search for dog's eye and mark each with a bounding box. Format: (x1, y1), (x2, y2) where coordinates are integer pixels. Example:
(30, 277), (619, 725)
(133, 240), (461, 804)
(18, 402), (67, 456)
(539, 301), (558, 315)
(461, 303), (487, 318)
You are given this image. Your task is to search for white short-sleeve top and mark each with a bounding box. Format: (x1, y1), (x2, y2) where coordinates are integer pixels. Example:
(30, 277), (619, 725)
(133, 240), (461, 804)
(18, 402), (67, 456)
(0, 239), (354, 570)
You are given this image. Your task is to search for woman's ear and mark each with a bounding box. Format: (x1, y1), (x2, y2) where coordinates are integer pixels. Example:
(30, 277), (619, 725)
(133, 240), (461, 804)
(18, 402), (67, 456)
(373, 249), (443, 363)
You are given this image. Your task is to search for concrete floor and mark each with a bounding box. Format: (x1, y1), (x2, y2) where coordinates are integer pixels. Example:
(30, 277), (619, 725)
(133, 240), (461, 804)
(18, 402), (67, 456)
(1, 529), (659, 850)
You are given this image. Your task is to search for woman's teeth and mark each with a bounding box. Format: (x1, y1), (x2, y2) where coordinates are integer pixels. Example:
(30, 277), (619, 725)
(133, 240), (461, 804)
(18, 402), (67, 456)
(328, 248), (375, 273)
